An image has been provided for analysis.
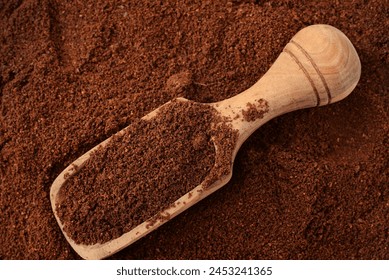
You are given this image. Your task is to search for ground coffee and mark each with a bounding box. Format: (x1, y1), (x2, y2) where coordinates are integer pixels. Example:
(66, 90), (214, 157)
(56, 100), (237, 245)
(242, 99), (269, 122)
(0, 0), (387, 259)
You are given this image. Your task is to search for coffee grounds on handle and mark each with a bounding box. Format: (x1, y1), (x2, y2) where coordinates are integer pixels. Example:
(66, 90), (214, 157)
(242, 99), (269, 122)
(56, 100), (238, 245)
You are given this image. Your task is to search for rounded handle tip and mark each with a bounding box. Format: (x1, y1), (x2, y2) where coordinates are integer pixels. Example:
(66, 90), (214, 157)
(284, 24), (361, 106)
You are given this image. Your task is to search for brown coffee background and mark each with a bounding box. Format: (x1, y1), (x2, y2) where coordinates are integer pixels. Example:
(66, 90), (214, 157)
(0, 0), (387, 259)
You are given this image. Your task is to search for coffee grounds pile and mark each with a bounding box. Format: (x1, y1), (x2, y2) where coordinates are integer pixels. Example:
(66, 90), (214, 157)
(56, 100), (237, 245)
(0, 0), (387, 259)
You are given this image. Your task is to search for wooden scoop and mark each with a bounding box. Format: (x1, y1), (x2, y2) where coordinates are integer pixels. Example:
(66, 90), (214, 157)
(50, 24), (361, 259)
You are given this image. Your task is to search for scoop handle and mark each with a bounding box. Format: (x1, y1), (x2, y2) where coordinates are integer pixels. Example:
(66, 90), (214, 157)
(217, 24), (361, 141)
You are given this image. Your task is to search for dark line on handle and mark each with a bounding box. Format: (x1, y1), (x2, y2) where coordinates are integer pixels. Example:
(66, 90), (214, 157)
(290, 40), (332, 104)
(283, 48), (320, 107)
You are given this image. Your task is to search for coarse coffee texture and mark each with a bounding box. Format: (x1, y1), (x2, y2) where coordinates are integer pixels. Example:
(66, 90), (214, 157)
(0, 0), (387, 259)
(56, 100), (237, 245)
(242, 99), (269, 122)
